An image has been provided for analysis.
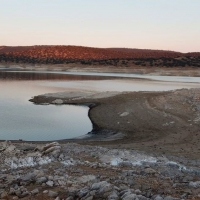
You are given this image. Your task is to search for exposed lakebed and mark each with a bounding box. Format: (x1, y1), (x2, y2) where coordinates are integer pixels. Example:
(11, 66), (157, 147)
(0, 70), (200, 141)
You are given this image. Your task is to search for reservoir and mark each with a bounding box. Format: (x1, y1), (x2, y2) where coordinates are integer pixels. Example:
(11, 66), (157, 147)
(0, 70), (200, 141)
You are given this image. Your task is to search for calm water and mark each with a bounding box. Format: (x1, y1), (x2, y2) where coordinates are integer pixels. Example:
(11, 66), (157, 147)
(0, 76), (93, 141)
(0, 70), (200, 141)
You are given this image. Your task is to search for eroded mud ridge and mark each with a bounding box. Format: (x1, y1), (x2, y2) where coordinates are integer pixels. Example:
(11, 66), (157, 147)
(31, 88), (200, 159)
(1, 141), (200, 200)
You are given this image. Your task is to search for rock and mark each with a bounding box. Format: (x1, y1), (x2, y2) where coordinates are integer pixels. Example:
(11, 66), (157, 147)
(48, 190), (58, 198)
(108, 191), (119, 199)
(77, 175), (96, 184)
(144, 168), (157, 175)
(135, 189), (142, 195)
(91, 181), (108, 190)
(31, 188), (39, 195)
(1, 191), (8, 199)
(77, 188), (89, 198)
(57, 180), (66, 186)
(48, 176), (53, 180)
(98, 183), (113, 195)
(9, 188), (15, 195)
(52, 99), (64, 104)
(38, 142), (62, 157)
(163, 196), (175, 200)
(21, 173), (35, 182)
(46, 180), (54, 187)
(51, 150), (61, 158)
(154, 195), (164, 200)
(122, 193), (138, 200)
(33, 170), (45, 178)
(137, 195), (148, 200)
(17, 191), (29, 198)
(120, 112), (129, 117)
(189, 181), (200, 188)
(36, 177), (47, 184)
(119, 161), (133, 167)
(85, 197), (93, 200)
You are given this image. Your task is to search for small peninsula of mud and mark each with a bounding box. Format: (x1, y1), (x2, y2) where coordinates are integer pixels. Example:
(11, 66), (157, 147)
(31, 88), (200, 160)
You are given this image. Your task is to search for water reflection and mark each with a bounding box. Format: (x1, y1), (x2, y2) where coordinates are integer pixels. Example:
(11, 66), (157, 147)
(0, 71), (114, 81)
(0, 70), (200, 141)
(0, 78), (92, 141)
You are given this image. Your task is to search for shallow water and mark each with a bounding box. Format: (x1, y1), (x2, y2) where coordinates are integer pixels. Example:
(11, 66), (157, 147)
(5, 70), (200, 83)
(0, 80), (92, 141)
(0, 70), (200, 141)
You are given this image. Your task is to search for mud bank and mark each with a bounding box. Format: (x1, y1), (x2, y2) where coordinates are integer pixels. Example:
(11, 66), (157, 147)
(30, 88), (200, 160)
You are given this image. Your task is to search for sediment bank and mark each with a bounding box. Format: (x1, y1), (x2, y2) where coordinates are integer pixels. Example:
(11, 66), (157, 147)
(31, 88), (200, 160)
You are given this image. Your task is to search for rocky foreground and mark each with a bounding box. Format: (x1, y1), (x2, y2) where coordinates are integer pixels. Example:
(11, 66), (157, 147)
(0, 141), (200, 200)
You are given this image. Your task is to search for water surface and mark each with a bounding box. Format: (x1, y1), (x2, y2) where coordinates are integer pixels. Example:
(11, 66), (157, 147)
(0, 70), (200, 141)
(0, 79), (92, 141)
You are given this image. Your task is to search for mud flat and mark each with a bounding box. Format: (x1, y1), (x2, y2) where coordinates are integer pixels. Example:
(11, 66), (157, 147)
(31, 88), (200, 160)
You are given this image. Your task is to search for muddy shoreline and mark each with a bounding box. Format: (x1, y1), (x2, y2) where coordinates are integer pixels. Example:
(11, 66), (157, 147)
(29, 88), (200, 160)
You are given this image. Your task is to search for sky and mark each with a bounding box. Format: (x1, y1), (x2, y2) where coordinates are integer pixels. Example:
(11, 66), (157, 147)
(0, 0), (200, 52)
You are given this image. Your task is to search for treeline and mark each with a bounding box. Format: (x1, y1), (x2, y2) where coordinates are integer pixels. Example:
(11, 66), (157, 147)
(0, 53), (200, 67)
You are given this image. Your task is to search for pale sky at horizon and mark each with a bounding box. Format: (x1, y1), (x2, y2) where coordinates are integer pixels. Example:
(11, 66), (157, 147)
(1, 0), (200, 53)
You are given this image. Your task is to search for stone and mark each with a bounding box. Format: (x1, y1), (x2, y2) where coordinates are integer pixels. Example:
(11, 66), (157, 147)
(57, 180), (66, 186)
(36, 177), (47, 184)
(9, 188), (15, 195)
(91, 181), (108, 190)
(144, 168), (157, 175)
(77, 175), (96, 184)
(119, 161), (133, 167)
(123, 193), (138, 200)
(85, 196), (93, 200)
(189, 181), (200, 188)
(21, 173), (35, 182)
(154, 195), (164, 200)
(135, 189), (142, 195)
(120, 112), (129, 117)
(48, 190), (58, 198)
(17, 191), (29, 198)
(52, 99), (64, 104)
(31, 188), (39, 195)
(108, 191), (119, 199)
(163, 196), (175, 200)
(33, 170), (45, 178)
(77, 189), (89, 198)
(46, 180), (54, 187)
(137, 195), (148, 200)
(1, 191), (8, 199)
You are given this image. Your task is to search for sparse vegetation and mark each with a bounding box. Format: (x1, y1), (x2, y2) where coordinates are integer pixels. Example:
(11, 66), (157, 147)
(0, 45), (200, 67)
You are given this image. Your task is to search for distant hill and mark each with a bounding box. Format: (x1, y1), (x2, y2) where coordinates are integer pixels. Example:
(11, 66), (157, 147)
(0, 45), (200, 67)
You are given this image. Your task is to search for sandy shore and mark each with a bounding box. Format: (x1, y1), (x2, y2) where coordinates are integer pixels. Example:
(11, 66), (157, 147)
(31, 88), (200, 160)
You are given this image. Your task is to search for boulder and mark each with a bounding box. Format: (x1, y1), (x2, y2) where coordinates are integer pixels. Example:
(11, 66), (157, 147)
(48, 190), (58, 198)
(52, 99), (64, 104)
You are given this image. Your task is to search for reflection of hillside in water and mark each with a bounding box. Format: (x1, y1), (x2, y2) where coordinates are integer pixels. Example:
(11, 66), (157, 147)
(0, 71), (113, 81)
